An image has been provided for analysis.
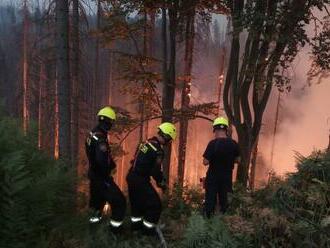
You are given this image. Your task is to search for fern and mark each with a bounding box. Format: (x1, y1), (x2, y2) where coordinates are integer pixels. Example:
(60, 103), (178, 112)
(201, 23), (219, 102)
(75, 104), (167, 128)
(0, 151), (30, 248)
(0, 116), (77, 248)
(182, 214), (208, 247)
(181, 213), (240, 248)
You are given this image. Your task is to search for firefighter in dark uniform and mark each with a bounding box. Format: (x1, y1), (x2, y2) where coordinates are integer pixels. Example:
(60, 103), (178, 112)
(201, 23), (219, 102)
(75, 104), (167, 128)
(126, 122), (176, 235)
(202, 117), (240, 218)
(85, 106), (126, 232)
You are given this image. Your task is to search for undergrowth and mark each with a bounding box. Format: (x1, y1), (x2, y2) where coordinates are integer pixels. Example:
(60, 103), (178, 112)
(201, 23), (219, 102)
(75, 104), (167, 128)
(1, 114), (329, 248)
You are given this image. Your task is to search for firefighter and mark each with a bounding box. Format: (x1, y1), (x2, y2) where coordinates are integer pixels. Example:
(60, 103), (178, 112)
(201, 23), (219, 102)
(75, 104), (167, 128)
(126, 122), (176, 235)
(85, 106), (126, 233)
(202, 117), (240, 217)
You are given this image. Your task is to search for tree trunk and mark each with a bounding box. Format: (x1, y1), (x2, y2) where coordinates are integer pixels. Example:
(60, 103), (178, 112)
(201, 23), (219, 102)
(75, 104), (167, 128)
(71, 0), (80, 165)
(0, 43), (9, 111)
(161, 8), (169, 182)
(178, 11), (195, 187)
(22, 0), (29, 133)
(93, 0), (101, 120)
(38, 63), (45, 149)
(236, 132), (253, 186)
(249, 135), (259, 190)
(144, 9), (156, 141)
(162, 5), (178, 184)
(55, 78), (59, 159)
(139, 10), (148, 143)
(217, 46), (226, 115)
(56, 0), (71, 160)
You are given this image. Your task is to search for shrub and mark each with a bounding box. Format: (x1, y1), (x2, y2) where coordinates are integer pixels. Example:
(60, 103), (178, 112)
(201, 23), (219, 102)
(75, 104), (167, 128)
(0, 117), (78, 248)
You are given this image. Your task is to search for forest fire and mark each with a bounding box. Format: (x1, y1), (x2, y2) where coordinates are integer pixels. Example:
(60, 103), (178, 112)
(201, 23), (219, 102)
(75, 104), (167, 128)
(0, 0), (329, 247)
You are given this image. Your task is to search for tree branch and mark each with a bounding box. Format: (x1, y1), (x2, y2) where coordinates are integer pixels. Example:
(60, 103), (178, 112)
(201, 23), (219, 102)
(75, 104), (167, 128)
(118, 113), (213, 145)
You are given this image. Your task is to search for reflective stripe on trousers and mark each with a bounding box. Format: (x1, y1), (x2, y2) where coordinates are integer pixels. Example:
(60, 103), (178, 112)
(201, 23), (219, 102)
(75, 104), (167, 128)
(131, 216), (142, 223)
(143, 220), (156, 229)
(89, 216), (102, 223)
(110, 219), (123, 227)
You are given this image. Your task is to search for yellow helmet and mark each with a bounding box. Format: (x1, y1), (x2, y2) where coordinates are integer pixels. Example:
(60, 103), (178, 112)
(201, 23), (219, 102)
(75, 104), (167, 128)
(158, 122), (177, 140)
(97, 106), (116, 121)
(213, 117), (229, 128)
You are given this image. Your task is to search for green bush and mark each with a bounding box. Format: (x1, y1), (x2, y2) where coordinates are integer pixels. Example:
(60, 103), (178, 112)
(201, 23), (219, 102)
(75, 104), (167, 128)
(0, 117), (80, 248)
(164, 182), (203, 219)
(180, 213), (242, 248)
(273, 151), (330, 247)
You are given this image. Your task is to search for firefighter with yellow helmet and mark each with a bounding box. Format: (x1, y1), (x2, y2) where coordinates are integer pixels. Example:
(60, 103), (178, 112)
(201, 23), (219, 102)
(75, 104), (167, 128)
(126, 122), (176, 235)
(85, 106), (126, 233)
(202, 117), (240, 217)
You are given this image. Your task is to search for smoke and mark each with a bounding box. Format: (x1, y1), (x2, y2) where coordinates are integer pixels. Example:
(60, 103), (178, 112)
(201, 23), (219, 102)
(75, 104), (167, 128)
(182, 13), (330, 185)
(260, 39), (330, 176)
(263, 77), (330, 176)
(113, 13), (330, 187)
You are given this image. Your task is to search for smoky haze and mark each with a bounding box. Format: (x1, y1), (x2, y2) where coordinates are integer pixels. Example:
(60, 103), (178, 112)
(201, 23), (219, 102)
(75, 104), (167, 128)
(0, 2), (328, 187)
(259, 11), (330, 178)
(261, 56), (330, 176)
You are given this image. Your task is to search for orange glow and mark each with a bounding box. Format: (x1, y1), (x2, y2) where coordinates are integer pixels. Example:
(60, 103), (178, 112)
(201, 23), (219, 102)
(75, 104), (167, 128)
(54, 79), (59, 159)
(23, 58), (28, 133)
(22, 0), (29, 134)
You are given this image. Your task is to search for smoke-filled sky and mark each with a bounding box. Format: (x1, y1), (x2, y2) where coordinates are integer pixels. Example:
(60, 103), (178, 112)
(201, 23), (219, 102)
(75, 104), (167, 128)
(263, 53), (330, 175)
(260, 13), (330, 176)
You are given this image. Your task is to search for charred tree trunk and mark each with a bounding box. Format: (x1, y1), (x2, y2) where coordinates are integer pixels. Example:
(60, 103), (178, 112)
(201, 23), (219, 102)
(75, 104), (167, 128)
(0, 43), (8, 110)
(162, 5), (178, 184)
(249, 135), (259, 190)
(178, 10), (195, 187)
(93, 0), (101, 120)
(161, 8), (169, 182)
(144, 9), (156, 141)
(56, 0), (71, 161)
(223, 0), (304, 186)
(55, 78), (59, 159)
(217, 46), (226, 115)
(139, 10), (148, 143)
(38, 63), (46, 149)
(71, 0), (80, 165)
(22, 0), (29, 133)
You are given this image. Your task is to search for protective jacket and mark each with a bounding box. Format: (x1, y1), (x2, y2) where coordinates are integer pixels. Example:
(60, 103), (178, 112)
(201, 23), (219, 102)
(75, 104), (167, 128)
(126, 136), (165, 232)
(85, 126), (116, 182)
(130, 137), (164, 183)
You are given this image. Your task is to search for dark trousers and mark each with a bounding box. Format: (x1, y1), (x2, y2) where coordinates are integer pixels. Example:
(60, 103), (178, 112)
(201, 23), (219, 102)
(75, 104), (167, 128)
(126, 170), (161, 224)
(204, 175), (231, 218)
(89, 177), (126, 221)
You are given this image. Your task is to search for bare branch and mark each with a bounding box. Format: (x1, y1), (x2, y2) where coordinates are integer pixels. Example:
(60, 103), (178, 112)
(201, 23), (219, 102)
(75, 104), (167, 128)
(118, 113), (213, 145)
